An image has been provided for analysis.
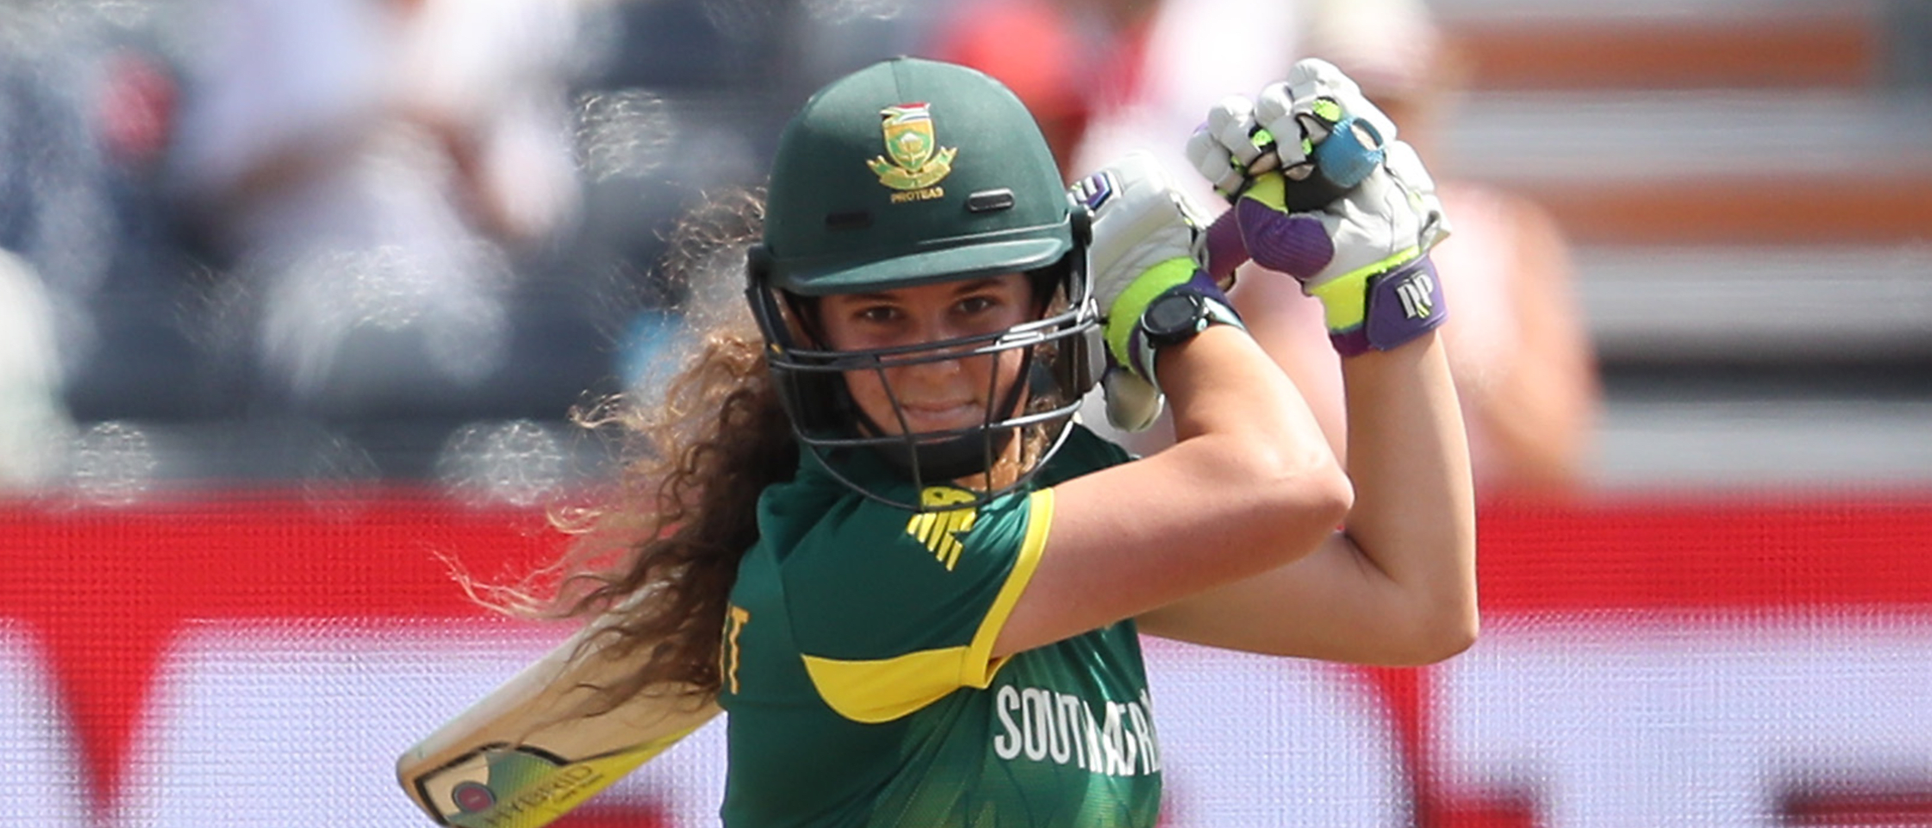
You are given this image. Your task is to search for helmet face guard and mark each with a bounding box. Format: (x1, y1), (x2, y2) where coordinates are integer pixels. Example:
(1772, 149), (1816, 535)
(748, 254), (1098, 512)
(747, 57), (1101, 511)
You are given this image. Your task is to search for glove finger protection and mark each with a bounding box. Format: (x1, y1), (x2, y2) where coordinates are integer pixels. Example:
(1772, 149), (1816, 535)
(1249, 59), (1395, 212)
(1185, 95), (1275, 199)
(1070, 151), (1241, 431)
(1257, 58), (1399, 177)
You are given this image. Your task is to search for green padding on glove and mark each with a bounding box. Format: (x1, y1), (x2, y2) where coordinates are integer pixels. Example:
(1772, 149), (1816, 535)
(1243, 171), (1289, 211)
(1305, 245), (1421, 333)
(1103, 258), (1197, 374)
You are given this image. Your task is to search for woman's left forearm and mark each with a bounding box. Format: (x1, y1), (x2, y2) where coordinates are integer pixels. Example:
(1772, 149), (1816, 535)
(1337, 331), (1479, 660)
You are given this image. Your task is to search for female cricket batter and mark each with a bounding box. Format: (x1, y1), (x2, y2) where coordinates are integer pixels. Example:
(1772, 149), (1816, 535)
(527, 56), (1475, 826)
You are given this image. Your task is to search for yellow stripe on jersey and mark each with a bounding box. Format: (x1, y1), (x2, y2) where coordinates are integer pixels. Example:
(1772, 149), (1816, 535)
(965, 488), (1052, 685)
(802, 489), (1055, 723)
(803, 646), (976, 724)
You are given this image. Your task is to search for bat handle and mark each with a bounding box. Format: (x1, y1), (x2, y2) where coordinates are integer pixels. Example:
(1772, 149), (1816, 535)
(1282, 115), (1385, 212)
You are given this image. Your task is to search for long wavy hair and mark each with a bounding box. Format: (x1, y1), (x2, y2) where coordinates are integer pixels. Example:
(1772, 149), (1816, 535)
(477, 189), (792, 714)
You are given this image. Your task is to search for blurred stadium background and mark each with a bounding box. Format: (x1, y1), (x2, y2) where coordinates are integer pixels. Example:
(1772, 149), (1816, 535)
(3, 0), (1930, 825)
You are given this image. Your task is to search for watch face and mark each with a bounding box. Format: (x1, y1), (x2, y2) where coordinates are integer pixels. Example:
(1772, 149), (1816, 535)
(1144, 292), (1206, 339)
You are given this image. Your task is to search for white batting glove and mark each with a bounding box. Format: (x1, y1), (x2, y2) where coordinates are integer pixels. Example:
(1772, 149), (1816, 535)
(1069, 151), (1230, 431)
(1187, 58), (1396, 212)
(1185, 95), (1277, 197)
(1190, 58), (1451, 356)
(1258, 59), (1399, 190)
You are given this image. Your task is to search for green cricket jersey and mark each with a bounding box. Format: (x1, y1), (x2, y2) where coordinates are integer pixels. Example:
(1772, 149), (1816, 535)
(716, 426), (1161, 828)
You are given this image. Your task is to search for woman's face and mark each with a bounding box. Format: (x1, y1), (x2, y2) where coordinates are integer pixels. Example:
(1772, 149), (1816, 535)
(816, 272), (1036, 438)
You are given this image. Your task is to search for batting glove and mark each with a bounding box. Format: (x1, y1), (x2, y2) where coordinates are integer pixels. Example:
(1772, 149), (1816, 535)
(1189, 59), (1451, 356)
(1186, 58), (1395, 210)
(1070, 151), (1242, 431)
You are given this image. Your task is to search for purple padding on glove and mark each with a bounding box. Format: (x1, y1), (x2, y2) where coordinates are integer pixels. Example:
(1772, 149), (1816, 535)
(1236, 198), (1333, 281)
(1332, 257), (1449, 357)
(1202, 210), (1250, 283)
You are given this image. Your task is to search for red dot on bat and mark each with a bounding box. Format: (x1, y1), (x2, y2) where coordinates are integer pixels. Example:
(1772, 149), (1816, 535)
(453, 782), (497, 813)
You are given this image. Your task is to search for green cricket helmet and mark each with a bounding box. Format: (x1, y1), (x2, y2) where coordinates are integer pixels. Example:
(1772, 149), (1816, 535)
(745, 57), (1099, 511)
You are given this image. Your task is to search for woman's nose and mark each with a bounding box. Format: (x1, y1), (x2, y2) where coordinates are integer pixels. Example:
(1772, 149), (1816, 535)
(895, 316), (975, 374)
(899, 348), (967, 382)
(899, 311), (973, 353)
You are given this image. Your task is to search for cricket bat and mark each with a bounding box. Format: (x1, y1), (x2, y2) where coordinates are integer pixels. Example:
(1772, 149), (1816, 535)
(396, 612), (723, 828)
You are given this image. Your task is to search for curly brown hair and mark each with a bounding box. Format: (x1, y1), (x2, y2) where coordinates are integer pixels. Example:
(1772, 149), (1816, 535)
(476, 190), (791, 716)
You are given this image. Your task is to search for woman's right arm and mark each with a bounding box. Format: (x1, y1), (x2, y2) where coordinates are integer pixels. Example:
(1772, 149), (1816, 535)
(992, 317), (1354, 657)
(995, 59), (1481, 661)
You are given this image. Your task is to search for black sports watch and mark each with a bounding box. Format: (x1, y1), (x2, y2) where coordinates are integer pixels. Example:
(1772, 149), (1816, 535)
(1138, 287), (1243, 350)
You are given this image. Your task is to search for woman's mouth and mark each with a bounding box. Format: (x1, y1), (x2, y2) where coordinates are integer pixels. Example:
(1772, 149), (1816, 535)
(899, 400), (980, 430)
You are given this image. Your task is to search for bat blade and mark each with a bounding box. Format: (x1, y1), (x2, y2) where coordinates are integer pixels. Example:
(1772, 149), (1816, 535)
(397, 619), (723, 827)
(406, 723), (711, 828)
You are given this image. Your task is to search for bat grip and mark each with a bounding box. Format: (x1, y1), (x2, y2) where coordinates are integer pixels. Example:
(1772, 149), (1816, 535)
(1283, 115), (1385, 212)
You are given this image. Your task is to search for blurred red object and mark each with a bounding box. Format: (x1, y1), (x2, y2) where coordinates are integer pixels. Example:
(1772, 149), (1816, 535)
(95, 50), (176, 170)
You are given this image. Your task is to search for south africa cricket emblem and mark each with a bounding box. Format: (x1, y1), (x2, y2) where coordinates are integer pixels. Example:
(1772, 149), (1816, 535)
(869, 103), (956, 195)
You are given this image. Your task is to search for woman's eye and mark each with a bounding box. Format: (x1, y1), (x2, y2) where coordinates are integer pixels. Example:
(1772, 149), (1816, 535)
(956, 295), (998, 315)
(856, 306), (900, 324)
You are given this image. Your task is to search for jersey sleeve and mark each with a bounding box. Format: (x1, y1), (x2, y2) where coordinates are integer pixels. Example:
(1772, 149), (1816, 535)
(781, 486), (1055, 723)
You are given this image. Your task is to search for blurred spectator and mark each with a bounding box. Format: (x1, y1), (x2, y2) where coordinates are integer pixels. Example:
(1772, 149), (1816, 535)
(1242, 0), (1601, 495)
(0, 5), (136, 389)
(0, 249), (72, 493)
(1062, 0), (1302, 195)
(1888, 0), (1932, 90)
(0, 3), (184, 487)
(927, 0), (1108, 172)
(930, 0), (1304, 190)
(165, 0), (582, 420)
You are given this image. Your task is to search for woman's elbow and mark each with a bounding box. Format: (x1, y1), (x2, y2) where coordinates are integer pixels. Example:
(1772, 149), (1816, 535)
(1207, 436), (1352, 563)
(1390, 602), (1480, 666)
(1426, 605), (1481, 663)
(1253, 456), (1353, 560)
(1264, 442), (1354, 526)
(1310, 461), (1355, 524)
